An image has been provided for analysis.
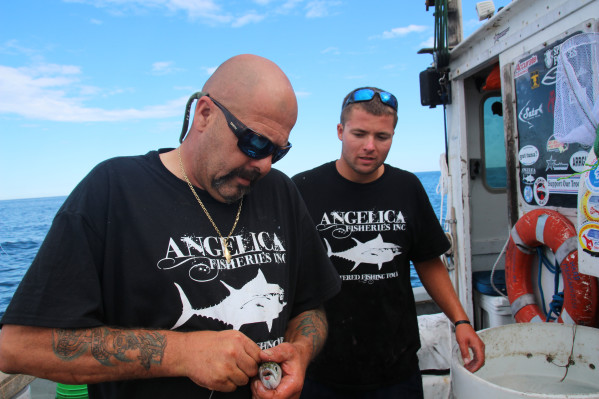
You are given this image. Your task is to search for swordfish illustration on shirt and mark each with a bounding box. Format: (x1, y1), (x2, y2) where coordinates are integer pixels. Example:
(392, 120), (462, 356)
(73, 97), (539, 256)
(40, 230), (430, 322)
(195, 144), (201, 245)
(171, 269), (287, 331)
(324, 234), (402, 271)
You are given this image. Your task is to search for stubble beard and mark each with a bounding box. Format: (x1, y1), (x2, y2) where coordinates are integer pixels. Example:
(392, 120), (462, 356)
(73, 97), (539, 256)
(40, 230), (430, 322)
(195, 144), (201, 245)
(212, 167), (262, 203)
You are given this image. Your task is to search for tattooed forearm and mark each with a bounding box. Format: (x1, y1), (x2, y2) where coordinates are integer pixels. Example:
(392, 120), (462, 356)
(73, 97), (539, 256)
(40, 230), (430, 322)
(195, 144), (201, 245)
(293, 308), (328, 358)
(53, 327), (166, 370)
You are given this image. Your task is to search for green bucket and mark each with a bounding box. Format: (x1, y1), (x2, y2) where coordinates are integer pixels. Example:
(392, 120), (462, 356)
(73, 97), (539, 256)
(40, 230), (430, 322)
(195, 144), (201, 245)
(55, 383), (89, 399)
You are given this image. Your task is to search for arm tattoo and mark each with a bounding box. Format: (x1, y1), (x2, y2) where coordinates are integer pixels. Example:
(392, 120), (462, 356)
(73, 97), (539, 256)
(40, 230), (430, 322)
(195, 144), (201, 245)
(53, 327), (166, 370)
(295, 309), (327, 358)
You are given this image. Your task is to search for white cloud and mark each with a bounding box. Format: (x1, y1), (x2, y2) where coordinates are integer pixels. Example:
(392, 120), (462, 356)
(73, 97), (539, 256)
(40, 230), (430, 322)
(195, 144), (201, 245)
(344, 74), (367, 80)
(321, 46), (340, 55)
(0, 40), (37, 57)
(90, 18), (103, 24)
(64, 0), (231, 24)
(63, 0), (336, 26)
(420, 36), (434, 48)
(0, 63), (186, 122)
(277, 0), (303, 14)
(232, 12), (266, 27)
(379, 24), (428, 39)
(305, 0), (340, 18)
(202, 66), (218, 75)
(151, 61), (183, 75)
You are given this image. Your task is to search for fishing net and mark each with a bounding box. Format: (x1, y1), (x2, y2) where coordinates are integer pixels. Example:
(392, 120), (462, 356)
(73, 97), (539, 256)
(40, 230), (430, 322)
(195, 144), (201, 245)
(553, 33), (599, 149)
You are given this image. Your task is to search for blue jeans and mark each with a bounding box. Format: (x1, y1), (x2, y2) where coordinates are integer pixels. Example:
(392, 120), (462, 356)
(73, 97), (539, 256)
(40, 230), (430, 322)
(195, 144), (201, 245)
(300, 371), (424, 399)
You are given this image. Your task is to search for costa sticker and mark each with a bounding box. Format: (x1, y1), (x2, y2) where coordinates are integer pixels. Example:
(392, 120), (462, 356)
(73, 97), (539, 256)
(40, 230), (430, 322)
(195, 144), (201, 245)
(519, 145), (539, 165)
(587, 167), (599, 193)
(523, 185), (533, 203)
(581, 191), (599, 222)
(570, 151), (590, 173)
(534, 177), (549, 206)
(542, 67), (557, 86)
(579, 222), (599, 257)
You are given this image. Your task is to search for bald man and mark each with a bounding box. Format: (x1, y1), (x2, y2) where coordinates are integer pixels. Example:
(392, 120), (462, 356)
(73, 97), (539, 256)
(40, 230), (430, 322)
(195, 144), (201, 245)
(0, 54), (341, 399)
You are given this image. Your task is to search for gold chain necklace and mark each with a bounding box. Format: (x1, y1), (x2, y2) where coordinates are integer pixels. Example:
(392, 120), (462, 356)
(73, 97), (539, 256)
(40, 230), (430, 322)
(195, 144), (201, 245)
(177, 147), (243, 263)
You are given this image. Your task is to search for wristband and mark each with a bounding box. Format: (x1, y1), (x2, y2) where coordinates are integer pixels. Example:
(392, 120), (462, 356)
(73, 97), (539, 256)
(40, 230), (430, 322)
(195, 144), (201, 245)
(454, 320), (471, 327)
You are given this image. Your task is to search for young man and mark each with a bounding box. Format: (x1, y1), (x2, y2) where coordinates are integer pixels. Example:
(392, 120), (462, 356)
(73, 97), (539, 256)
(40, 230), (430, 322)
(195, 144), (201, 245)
(292, 87), (484, 398)
(0, 54), (341, 399)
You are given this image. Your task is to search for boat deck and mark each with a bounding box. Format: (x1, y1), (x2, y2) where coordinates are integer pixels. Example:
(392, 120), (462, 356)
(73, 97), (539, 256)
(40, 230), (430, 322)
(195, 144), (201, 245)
(30, 378), (56, 398)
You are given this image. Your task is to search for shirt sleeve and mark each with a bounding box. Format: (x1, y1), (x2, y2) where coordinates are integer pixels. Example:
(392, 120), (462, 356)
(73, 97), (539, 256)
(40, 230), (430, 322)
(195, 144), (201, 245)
(1, 168), (108, 329)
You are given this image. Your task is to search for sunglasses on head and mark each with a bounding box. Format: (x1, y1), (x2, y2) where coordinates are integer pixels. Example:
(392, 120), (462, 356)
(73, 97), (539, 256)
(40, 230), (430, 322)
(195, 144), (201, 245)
(342, 88), (398, 111)
(179, 92), (292, 164)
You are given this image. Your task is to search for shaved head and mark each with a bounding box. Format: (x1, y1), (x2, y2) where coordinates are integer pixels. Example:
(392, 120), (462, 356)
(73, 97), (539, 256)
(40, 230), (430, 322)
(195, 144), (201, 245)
(203, 54), (298, 132)
(170, 54), (298, 203)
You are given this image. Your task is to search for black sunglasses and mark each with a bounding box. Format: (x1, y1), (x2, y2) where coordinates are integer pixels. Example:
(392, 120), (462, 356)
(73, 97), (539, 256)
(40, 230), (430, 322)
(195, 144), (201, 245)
(342, 88), (398, 111)
(179, 92), (291, 164)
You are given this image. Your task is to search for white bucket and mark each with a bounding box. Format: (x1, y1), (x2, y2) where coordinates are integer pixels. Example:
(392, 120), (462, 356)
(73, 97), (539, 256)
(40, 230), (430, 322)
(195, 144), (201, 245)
(451, 323), (599, 398)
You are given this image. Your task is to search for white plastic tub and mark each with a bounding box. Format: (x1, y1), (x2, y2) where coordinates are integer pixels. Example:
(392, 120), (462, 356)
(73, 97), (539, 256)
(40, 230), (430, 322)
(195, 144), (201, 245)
(451, 323), (599, 398)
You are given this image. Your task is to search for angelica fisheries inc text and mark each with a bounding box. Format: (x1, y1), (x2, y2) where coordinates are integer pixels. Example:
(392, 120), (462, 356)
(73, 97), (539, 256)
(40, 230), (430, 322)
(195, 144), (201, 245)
(317, 209), (407, 232)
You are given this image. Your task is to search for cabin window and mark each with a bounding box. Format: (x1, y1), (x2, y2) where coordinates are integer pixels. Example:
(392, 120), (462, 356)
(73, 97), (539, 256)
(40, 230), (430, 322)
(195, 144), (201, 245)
(482, 95), (507, 189)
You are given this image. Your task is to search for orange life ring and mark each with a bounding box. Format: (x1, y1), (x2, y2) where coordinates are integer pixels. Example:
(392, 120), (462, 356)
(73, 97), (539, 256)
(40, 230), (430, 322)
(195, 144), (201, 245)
(505, 209), (598, 325)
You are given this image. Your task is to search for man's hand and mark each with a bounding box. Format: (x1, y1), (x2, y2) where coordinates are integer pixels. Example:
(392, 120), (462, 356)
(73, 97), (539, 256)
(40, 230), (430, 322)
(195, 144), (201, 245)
(455, 323), (485, 372)
(251, 343), (304, 399)
(180, 330), (262, 392)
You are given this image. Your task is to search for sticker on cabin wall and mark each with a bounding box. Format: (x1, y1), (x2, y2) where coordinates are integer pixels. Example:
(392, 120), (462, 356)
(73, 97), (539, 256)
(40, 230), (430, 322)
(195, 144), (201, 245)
(523, 186), (534, 203)
(533, 177), (549, 206)
(518, 100), (543, 129)
(546, 135), (569, 153)
(542, 68), (557, 86)
(579, 222), (599, 257)
(547, 174), (580, 194)
(522, 168), (536, 185)
(547, 90), (555, 114)
(586, 167), (599, 193)
(515, 31), (582, 209)
(530, 71), (540, 89)
(522, 174), (535, 184)
(519, 145), (539, 165)
(544, 47), (558, 69)
(541, 45), (561, 85)
(514, 54), (538, 78)
(581, 191), (599, 222)
(570, 151), (590, 173)
(545, 156), (568, 171)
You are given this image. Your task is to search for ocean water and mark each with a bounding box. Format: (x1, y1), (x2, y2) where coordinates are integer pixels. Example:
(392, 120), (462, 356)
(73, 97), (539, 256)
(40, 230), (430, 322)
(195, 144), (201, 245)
(0, 171), (445, 318)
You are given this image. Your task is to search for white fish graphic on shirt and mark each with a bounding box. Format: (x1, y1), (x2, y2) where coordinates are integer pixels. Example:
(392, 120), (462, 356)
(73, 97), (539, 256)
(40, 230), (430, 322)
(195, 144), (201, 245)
(324, 234), (401, 271)
(171, 269), (286, 331)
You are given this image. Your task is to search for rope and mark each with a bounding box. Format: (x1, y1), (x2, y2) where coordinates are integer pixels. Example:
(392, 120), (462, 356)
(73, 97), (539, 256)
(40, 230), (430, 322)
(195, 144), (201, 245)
(535, 247), (564, 322)
(490, 233), (510, 298)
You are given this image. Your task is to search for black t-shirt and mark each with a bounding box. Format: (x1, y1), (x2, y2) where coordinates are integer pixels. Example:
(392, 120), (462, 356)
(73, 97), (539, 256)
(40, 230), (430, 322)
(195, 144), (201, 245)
(2, 150), (341, 398)
(292, 161), (450, 389)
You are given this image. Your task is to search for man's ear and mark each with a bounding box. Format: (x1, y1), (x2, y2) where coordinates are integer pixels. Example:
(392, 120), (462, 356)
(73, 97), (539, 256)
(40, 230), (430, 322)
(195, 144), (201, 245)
(193, 96), (216, 131)
(337, 123), (344, 141)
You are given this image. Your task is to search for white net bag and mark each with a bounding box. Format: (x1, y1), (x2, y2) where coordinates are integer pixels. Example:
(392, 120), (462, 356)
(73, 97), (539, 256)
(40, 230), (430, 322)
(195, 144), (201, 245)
(553, 33), (599, 147)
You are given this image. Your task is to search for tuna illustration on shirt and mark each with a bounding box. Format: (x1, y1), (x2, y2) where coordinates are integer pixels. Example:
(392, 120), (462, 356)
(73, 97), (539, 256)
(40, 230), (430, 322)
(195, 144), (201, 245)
(324, 234), (401, 271)
(171, 269), (286, 331)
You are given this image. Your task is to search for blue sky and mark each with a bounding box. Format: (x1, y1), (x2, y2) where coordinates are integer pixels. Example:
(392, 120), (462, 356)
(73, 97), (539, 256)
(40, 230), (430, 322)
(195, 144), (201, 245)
(0, 0), (510, 200)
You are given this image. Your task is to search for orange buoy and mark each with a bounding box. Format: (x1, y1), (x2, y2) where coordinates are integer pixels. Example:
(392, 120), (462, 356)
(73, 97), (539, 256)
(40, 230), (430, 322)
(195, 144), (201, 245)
(505, 209), (598, 325)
